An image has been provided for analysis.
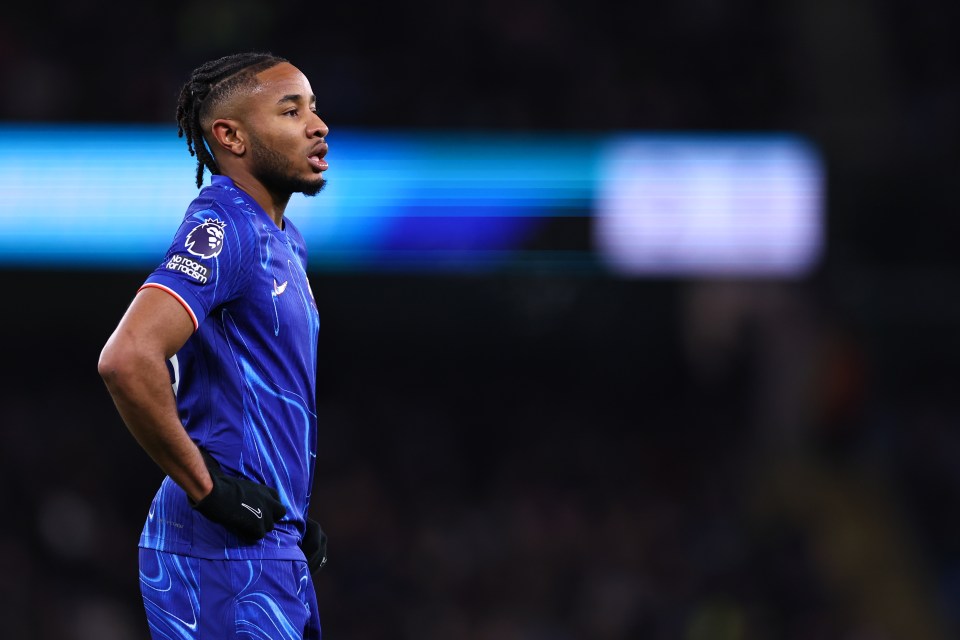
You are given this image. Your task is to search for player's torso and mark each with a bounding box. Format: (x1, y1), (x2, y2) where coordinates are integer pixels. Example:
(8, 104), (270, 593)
(143, 191), (320, 558)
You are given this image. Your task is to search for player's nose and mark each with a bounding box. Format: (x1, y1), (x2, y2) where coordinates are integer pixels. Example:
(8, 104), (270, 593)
(308, 114), (328, 139)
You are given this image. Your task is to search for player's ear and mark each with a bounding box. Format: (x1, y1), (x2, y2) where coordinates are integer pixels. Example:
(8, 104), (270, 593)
(210, 119), (245, 157)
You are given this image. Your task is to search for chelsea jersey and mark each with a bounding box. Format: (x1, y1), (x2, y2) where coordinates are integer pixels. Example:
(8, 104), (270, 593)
(138, 175), (320, 561)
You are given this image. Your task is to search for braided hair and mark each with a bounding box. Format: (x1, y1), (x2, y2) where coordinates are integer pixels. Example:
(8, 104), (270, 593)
(176, 52), (288, 188)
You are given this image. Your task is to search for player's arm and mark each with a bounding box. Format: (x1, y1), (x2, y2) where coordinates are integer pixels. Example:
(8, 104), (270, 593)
(97, 287), (212, 502)
(98, 287), (286, 541)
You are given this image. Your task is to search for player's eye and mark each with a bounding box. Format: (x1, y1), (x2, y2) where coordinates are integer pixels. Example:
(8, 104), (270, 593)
(283, 109), (298, 117)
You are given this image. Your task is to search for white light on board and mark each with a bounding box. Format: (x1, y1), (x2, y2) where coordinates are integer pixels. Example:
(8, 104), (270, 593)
(594, 136), (824, 277)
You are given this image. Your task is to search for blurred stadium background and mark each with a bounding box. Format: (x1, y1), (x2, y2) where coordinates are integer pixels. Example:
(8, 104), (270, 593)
(2, 1), (960, 638)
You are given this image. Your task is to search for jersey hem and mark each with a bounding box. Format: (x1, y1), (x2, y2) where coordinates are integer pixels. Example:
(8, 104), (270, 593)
(138, 536), (307, 562)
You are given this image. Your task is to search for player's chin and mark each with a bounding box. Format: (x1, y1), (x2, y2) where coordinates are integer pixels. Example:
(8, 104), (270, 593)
(299, 175), (326, 197)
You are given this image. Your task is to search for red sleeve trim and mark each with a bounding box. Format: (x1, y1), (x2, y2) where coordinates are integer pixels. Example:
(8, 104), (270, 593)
(138, 283), (200, 332)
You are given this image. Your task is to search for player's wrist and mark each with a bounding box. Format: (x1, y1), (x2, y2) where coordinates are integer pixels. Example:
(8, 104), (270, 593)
(188, 472), (217, 506)
(185, 447), (218, 505)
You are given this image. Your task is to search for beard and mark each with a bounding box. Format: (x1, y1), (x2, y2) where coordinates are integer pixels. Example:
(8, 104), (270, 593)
(249, 134), (326, 197)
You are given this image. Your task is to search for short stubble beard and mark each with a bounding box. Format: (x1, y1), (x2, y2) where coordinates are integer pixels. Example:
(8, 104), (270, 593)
(249, 133), (326, 198)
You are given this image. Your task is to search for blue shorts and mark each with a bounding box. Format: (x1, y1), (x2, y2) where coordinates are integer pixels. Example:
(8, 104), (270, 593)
(139, 548), (321, 639)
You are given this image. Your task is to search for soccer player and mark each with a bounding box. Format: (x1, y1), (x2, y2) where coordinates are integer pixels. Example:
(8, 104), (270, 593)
(98, 52), (328, 639)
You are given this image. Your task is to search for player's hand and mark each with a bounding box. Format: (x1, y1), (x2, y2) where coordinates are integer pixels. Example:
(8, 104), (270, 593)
(300, 518), (328, 573)
(191, 449), (287, 542)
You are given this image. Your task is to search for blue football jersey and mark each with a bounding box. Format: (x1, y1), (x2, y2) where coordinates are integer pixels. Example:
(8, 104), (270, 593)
(138, 175), (320, 561)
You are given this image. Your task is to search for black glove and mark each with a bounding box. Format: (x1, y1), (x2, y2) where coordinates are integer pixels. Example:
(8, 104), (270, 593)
(191, 449), (287, 542)
(300, 518), (328, 573)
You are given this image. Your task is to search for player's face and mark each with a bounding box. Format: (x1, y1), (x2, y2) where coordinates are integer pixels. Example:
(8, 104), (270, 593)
(244, 63), (328, 197)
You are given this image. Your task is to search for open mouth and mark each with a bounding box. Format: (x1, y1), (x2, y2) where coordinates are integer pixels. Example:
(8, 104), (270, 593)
(308, 143), (328, 172)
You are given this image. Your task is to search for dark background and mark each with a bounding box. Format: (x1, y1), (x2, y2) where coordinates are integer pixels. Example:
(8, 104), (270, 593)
(2, 1), (960, 638)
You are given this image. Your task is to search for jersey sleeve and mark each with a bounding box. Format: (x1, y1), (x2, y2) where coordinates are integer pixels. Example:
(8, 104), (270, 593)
(141, 207), (249, 330)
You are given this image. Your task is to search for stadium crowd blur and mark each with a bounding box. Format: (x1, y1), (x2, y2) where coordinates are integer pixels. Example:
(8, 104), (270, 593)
(2, 1), (960, 638)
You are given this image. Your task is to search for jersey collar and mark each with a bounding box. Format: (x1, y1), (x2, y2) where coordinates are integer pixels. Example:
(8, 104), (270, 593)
(210, 175), (287, 234)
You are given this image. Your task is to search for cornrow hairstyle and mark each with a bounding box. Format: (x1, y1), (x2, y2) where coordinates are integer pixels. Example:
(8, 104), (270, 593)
(176, 52), (289, 188)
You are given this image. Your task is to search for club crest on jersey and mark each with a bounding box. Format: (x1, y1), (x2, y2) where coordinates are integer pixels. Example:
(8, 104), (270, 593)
(185, 218), (227, 259)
